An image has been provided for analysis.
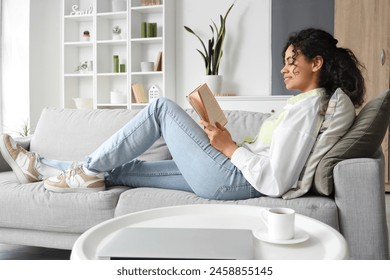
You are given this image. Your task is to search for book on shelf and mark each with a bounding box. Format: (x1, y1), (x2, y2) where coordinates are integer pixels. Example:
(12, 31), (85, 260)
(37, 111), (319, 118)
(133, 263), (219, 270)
(132, 83), (148, 103)
(154, 51), (163, 71)
(186, 83), (228, 127)
(141, 0), (161, 6)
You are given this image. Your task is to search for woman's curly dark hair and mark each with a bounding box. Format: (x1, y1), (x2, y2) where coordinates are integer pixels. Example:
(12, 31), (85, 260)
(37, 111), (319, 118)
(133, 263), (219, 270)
(282, 28), (365, 108)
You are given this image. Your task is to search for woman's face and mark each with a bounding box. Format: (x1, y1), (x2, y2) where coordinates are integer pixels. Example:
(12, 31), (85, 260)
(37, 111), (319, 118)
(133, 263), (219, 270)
(281, 45), (322, 93)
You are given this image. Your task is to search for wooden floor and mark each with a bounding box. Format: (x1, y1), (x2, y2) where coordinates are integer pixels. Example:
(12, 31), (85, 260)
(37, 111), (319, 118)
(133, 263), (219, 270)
(1, 194), (390, 260)
(0, 244), (71, 260)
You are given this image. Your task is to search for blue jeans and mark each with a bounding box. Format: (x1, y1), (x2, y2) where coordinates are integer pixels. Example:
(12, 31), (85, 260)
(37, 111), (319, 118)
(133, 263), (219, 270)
(45, 98), (261, 200)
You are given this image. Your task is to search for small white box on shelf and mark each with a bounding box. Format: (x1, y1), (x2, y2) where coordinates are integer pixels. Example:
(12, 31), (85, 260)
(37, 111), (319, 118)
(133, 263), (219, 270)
(110, 90), (125, 104)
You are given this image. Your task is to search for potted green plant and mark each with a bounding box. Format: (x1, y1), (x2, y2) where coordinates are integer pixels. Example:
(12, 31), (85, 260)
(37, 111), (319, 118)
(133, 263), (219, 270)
(184, 2), (234, 94)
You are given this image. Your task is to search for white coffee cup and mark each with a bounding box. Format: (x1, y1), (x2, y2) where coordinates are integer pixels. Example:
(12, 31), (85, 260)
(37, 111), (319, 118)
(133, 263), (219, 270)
(261, 207), (295, 240)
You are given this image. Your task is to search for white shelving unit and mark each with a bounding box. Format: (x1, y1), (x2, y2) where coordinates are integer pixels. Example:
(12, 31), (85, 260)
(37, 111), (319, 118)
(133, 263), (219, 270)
(62, 0), (175, 109)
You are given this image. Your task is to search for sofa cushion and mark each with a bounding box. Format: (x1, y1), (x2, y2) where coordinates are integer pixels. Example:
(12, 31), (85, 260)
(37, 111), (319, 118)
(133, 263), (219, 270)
(31, 108), (269, 164)
(314, 90), (390, 195)
(0, 172), (128, 233)
(30, 108), (171, 162)
(114, 187), (339, 230)
(186, 109), (270, 142)
(283, 89), (355, 199)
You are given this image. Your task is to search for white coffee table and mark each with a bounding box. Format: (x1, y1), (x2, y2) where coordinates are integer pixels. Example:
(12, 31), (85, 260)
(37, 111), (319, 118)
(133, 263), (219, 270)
(71, 204), (348, 260)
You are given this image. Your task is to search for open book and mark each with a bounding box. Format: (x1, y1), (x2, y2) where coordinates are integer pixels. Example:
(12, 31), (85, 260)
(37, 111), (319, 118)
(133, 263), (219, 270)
(187, 83), (228, 127)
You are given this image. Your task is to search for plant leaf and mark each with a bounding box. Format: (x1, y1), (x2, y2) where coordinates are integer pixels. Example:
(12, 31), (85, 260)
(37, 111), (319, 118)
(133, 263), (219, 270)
(208, 38), (215, 74)
(211, 20), (219, 35)
(184, 26), (209, 61)
(183, 2), (234, 75)
(196, 49), (210, 74)
(209, 24), (214, 36)
(224, 2), (234, 21)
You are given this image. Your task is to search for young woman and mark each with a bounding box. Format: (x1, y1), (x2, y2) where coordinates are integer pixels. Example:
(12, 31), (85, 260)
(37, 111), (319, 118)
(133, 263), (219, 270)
(0, 28), (365, 199)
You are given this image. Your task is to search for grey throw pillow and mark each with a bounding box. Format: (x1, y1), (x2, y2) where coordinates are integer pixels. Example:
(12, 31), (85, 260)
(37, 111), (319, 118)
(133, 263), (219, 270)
(314, 90), (390, 195)
(283, 88), (356, 199)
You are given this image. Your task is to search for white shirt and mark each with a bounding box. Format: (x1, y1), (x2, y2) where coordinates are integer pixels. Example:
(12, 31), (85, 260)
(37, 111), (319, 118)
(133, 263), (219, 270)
(231, 88), (325, 197)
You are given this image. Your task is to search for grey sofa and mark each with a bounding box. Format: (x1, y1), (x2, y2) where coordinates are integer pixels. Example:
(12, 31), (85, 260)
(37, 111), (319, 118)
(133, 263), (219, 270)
(0, 107), (388, 260)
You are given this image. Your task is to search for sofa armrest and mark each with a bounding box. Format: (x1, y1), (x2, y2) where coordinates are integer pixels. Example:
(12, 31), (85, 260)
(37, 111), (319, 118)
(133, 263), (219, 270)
(0, 135), (32, 172)
(333, 157), (389, 259)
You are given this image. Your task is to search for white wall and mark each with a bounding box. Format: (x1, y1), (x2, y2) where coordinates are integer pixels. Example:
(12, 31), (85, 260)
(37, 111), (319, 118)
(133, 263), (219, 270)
(1, 0), (271, 132)
(1, 0), (30, 135)
(1, 0), (61, 135)
(29, 0), (61, 129)
(175, 0), (271, 107)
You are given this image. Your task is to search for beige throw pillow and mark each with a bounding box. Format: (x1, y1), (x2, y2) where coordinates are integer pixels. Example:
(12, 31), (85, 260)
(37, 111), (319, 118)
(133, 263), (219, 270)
(283, 88), (356, 199)
(314, 90), (390, 195)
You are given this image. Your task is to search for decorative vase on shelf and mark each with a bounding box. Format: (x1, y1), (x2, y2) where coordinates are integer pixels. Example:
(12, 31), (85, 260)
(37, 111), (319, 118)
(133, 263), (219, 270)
(113, 55), (119, 73)
(112, 26), (122, 40)
(204, 75), (223, 95)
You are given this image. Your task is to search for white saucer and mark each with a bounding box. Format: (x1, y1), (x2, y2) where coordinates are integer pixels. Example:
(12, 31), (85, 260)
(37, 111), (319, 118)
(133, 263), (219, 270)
(253, 228), (310, 245)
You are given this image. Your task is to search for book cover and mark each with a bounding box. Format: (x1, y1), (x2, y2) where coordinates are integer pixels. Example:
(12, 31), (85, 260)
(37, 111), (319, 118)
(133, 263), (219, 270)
(132, 83), (148, 103)
(154, 51), (163, 71)
(187, 83), (228, 127)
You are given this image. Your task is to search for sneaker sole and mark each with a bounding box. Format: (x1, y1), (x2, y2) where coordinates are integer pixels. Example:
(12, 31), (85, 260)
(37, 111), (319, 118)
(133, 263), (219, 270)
(43, 182), (105, 193)
(0, 137), (30, 184)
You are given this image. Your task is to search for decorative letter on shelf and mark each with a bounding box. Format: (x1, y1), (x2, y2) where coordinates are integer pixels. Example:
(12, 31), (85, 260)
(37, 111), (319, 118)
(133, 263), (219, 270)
(70, 5), (93, 16)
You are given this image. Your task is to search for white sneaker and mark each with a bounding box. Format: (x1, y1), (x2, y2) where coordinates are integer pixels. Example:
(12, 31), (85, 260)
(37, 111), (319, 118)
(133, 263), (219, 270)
(44, 164), (105, 193)
(0, 134), (43, 183)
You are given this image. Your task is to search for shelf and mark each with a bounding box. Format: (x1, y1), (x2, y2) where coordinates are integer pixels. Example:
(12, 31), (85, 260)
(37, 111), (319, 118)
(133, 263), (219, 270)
(131, 5), (163, 14)
(97, 103), (128, 107)
(62, 0), (174, 109)
(97, 73), (127, 76)
(131, 71), (162, 75)
(64, 14), (93, 22)
(97, 11), (127, 19)
(64, 41), (93, 47)
(131, 37), (163, 44)
(64, 73), (93, 77)
(97, 39), (128, 45)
